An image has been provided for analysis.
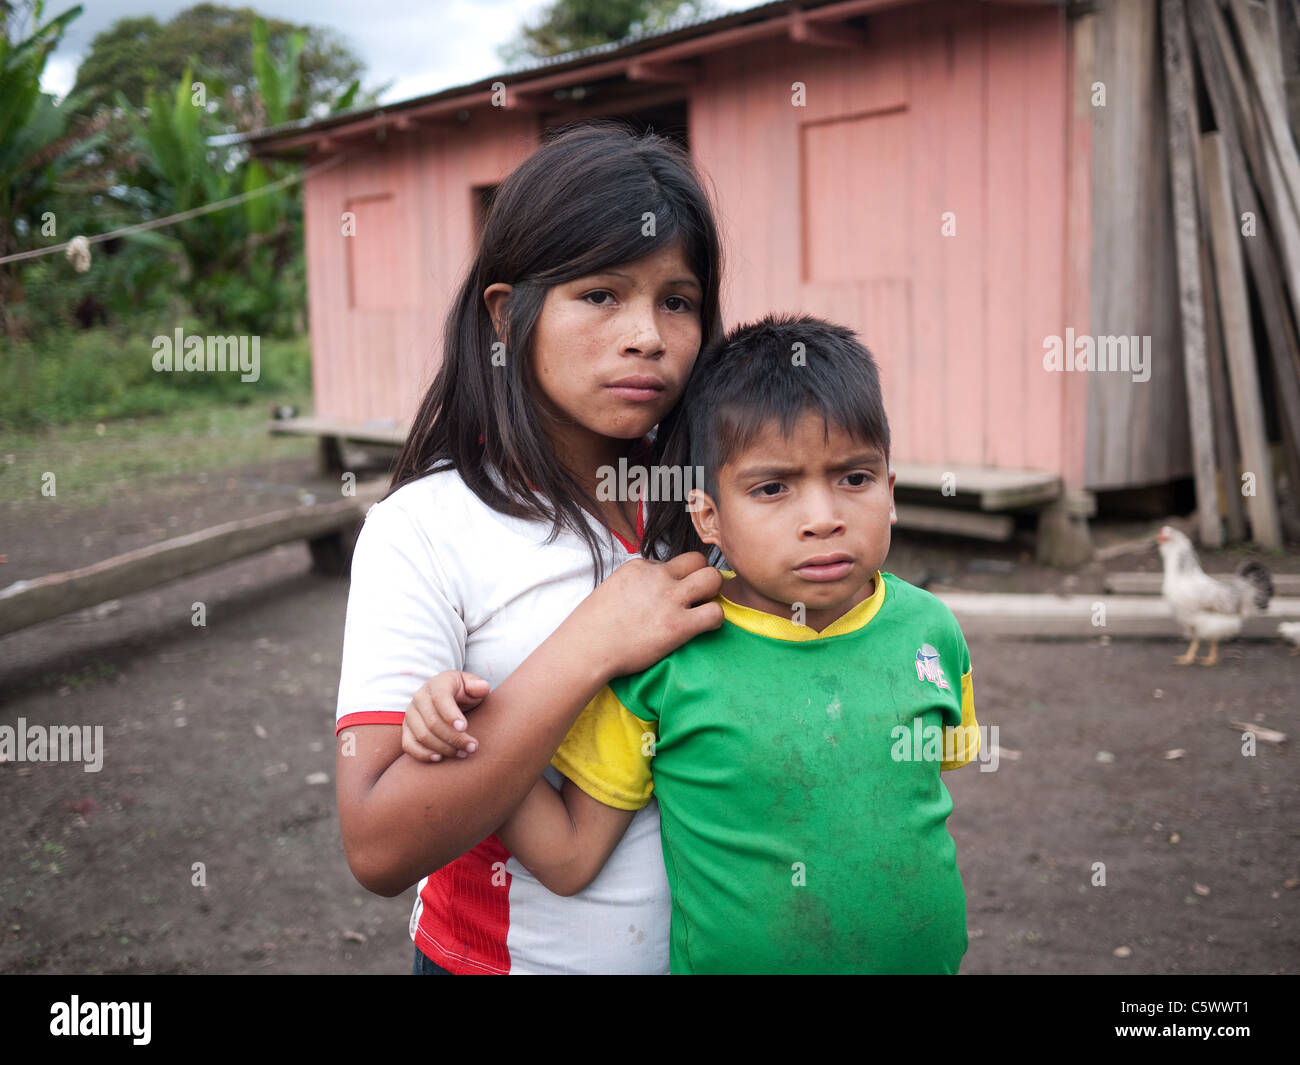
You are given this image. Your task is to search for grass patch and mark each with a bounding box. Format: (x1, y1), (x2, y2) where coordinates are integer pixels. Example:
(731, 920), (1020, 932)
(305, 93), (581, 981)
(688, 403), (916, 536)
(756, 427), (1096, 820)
(0, 318), (311, 431)
(0, 401), (317, 509)
(0, 320), (316, 509)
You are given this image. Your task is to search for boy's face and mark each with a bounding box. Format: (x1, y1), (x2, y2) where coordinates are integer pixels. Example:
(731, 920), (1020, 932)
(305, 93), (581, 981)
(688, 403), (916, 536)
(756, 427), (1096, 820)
(689, 412), (897, 632)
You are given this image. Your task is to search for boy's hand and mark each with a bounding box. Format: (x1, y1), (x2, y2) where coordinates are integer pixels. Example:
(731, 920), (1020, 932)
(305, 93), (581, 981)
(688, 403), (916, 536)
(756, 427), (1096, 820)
(401, 671), (490, 762)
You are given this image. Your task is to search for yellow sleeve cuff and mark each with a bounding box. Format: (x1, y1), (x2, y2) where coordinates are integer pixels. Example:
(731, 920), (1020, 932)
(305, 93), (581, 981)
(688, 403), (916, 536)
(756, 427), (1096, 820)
(550, 685), (656, 810)
(941, 669), (978, 771)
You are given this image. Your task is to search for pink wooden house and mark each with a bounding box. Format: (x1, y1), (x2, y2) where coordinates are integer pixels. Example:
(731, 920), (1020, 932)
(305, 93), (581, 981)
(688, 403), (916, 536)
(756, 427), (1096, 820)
(246, 0), (1184, 559)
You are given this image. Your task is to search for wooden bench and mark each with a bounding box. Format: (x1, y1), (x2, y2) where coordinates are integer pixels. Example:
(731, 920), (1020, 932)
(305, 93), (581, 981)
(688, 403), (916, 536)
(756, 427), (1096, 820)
(269, 415), (407, 474)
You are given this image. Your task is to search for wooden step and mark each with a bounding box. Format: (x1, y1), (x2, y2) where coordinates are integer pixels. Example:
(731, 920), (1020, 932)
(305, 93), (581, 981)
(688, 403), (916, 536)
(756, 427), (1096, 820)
(893, 504), (1014, 541)
(890, 463), (1065, 511)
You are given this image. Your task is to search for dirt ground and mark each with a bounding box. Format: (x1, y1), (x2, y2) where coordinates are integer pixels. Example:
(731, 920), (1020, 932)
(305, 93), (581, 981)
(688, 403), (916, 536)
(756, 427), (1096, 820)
(1, 453), (1297, 974)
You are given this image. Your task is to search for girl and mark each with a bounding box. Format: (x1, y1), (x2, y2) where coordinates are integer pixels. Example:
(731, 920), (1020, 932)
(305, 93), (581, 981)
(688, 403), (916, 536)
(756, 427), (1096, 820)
(334, 121), (727, 974)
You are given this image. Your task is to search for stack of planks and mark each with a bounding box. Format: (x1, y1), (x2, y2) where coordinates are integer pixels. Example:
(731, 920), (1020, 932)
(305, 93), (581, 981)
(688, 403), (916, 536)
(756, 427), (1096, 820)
(1162, 0), (1300, 549)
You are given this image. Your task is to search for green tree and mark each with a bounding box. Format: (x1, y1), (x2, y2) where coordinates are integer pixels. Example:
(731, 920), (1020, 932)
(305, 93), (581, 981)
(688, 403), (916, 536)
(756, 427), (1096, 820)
(7, 6), (368, 340)
(69, 2), (374, 124)
(63, 5), (365, 276)
(499, 0), (719, 66)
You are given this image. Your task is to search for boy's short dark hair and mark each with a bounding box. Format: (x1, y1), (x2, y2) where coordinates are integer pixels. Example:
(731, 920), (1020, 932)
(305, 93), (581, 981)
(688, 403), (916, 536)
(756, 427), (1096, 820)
(685, 313), (891, 499)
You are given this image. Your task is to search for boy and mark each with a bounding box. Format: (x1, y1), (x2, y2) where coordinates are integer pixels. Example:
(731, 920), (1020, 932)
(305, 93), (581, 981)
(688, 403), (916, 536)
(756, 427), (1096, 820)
(409, 314), (980, 973)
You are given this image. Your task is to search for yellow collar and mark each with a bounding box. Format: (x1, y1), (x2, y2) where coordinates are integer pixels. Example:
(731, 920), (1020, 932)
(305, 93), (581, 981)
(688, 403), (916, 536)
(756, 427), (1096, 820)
(716, 570), (887, 641)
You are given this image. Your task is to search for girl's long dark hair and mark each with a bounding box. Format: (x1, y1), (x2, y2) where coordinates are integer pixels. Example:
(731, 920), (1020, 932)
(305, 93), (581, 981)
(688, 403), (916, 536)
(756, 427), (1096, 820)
(387, 120), (725, 583)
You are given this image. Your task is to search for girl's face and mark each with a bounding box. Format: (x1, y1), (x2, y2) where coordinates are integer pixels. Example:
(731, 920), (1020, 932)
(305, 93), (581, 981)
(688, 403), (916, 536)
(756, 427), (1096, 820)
(492, 240), (704, 450)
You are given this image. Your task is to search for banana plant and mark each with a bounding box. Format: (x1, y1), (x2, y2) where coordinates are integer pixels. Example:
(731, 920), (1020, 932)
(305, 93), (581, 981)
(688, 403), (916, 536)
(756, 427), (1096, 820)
(118, 21), (314, 333)
(0, 2), (109, 336)
(250, 16), (306, 128)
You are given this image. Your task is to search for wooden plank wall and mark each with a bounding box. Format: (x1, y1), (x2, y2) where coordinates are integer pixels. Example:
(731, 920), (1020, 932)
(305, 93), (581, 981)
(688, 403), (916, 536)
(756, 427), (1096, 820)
(302, 114), (539, 425)
(691, 0), (1085, 482)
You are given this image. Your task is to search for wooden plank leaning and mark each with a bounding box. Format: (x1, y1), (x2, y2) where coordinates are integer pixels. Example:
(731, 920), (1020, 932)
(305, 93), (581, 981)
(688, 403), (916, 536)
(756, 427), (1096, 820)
(0, 481), (387, 637)
(1161, 0), (1223, 547)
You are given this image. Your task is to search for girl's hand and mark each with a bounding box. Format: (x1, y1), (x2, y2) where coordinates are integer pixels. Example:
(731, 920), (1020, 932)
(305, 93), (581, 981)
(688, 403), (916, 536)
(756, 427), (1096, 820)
(401, 671), (490, 762)
(571, 551), (725, 679)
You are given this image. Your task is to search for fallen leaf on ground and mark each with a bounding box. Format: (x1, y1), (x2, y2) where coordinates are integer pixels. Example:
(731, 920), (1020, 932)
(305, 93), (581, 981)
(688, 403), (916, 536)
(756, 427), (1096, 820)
(1230, 721), (1286, 744)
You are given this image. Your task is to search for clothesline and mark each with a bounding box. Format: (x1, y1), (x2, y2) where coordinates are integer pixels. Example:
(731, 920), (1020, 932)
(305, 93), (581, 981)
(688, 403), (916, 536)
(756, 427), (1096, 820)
(0, 153), (344, 267)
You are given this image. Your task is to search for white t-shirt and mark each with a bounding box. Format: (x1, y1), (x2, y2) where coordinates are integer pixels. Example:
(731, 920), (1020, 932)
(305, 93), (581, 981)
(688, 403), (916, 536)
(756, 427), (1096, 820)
(335, 465), (670, 974)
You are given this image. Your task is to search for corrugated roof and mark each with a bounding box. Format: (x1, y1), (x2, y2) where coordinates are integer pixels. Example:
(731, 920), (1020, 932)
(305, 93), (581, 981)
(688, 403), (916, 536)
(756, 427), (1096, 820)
(496, 0), (790, 77)
(235, 0), (1066, 150)
(236, 0), (792, 147)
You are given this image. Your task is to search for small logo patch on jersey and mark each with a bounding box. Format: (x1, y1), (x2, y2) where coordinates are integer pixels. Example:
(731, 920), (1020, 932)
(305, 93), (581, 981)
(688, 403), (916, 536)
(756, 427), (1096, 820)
(915, 644), (951, 691)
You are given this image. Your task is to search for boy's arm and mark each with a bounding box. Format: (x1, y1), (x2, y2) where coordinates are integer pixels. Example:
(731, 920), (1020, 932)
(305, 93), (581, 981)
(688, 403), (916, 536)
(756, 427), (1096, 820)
(499, 681), (659, 896)
(496, 778), (636, 897)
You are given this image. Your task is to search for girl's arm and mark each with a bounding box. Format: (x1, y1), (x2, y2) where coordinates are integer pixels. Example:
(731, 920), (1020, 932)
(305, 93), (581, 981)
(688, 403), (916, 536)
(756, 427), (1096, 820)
(336, 551), (721, 897)
(495, 778), (636, 897)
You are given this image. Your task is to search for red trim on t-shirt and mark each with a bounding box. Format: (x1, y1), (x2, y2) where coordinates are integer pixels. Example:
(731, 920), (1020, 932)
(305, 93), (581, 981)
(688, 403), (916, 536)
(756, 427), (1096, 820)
(610, 496), (645, 554)
(414, 835), (513, 974)
(332, 711), (514, 971)
(335, 709), (404, 735)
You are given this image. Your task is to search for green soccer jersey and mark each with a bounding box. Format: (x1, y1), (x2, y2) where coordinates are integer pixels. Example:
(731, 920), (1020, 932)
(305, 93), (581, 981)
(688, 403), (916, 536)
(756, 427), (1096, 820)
(551, 570), (978, 975)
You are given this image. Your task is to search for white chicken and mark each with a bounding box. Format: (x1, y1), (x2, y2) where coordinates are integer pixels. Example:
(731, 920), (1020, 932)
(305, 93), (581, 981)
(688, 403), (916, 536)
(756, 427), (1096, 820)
(1280, 622), (1300, 655)
(1155, 525), (1273, 666)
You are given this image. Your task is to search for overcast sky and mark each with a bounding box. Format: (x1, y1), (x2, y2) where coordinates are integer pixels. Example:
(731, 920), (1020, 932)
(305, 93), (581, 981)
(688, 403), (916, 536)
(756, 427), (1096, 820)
(43, 0), (752, 105)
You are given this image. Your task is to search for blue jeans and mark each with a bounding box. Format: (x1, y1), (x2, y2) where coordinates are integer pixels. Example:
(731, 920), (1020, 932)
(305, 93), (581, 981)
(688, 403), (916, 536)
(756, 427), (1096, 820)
(411, 945), (454, 975)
